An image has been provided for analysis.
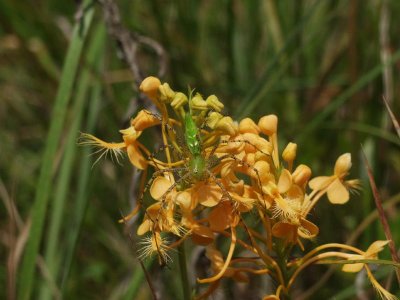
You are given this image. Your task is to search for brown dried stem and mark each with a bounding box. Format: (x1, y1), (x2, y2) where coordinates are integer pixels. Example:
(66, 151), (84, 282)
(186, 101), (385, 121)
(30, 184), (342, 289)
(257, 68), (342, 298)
(361, 148), (400, 286)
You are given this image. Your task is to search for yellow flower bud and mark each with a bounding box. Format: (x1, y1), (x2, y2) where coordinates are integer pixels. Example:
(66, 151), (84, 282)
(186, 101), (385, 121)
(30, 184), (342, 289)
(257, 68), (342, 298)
(205, 95), (224, 112)
(215, 116), (238, 136)
(282, 142), (297, 163)
(334, 153), (352, 178)
(171, 92), (188, 110)
(258, 114), (278, 136)
(139, 76), (161, 100)
(239, 118), (260, 134)
(206, 112), (223, 129)
(292, 164), (312, 186)
(190, 93), (208, 110)
(158, 82), (175, 103)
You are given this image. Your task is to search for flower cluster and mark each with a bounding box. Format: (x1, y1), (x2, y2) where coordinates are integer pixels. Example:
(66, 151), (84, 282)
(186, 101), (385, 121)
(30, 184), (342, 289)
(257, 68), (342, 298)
(81, 76), (397, 300)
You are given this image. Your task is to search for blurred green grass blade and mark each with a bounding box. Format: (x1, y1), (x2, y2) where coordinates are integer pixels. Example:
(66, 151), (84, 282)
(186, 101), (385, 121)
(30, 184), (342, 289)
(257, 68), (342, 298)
(60, 64), (103, 291)
(17, 3), (94, 300)
(39, 21), (106, 300)
(123, 260), (154, 300)
(298, 49), (400, 142)
(325, 122), (400, 147)
(234, 0), (322, 119)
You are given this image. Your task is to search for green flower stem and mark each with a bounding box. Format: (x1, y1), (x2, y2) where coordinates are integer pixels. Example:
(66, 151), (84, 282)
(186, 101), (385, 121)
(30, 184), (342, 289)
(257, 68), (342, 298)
(178, 242), (191, 300)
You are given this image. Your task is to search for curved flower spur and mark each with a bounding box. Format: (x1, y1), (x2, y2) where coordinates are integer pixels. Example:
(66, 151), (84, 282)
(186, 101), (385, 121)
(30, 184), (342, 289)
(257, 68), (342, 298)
(80, 76), (397, 300)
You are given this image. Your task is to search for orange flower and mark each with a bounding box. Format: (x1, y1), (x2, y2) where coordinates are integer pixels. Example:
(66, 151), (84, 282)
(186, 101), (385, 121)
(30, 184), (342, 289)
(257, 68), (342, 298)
(342, 240), (390, 273)
(308, 153), (360, 204)
(79, 108), (169, 169)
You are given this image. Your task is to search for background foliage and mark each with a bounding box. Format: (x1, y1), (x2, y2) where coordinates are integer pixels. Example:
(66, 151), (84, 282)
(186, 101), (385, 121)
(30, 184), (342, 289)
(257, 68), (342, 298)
(1, 0), (399, 299)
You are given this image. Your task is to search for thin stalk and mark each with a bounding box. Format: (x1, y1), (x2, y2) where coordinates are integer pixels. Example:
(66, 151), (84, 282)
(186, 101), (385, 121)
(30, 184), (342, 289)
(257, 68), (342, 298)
(362, 149), (400, 286)
(178, 242), (191, 300)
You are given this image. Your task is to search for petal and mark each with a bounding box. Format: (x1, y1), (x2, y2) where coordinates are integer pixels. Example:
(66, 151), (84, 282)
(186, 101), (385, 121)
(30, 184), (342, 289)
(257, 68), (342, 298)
(286, 185), (303, 201)
(192, 225), (214, 245)
(193, 182), (222, 207)
(120, 126), (141, 142)
(292, 164), (312, 186)
(131, 109), (161, 131)
(258, 114), (278, 136)
(230, 193), (255, 211)
(277, 169), (292, 194)
(341, 255), (364, 272)
(308, 176), (332, 191)
(298, 219), (319, 239)
(272, 222), (297, 243)
(150, 176), (172, 200)
(239, 118), (260, 134)
(334, 153), (352, 177)
(327, 178), (349, 204)
(282, 142), (297, 162)
(252, 161), (271, 183)
(242, 133), (272, 154)
(126, 143), (147, 169)
(208, 202), (233, 231)
(175, 191), (193, 209)
(221, 160), (236, 178)
(366, 240), (390, 257)
(139, 76), (161, 100)
(137, 219), (152, 235)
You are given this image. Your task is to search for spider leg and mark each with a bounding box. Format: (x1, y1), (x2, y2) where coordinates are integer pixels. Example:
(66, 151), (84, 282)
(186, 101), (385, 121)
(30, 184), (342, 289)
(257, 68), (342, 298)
(218, 139), (271, 159)
(213, 153), (269, 212)
(206, 169), (233, 203)
(119, 167), (187, 223)
(147, 144), (186, 170)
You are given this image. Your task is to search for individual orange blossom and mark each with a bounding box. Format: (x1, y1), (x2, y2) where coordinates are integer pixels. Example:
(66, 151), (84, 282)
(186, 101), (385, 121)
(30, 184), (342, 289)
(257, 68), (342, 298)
(308, 153), (360, 204)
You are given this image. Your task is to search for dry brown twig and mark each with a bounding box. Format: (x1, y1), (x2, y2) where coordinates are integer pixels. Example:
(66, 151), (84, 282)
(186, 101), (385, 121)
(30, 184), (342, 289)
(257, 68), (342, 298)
(383, 97), (400, 139)
(361, 147), (400, 287)
(98, 0), (167, 86)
